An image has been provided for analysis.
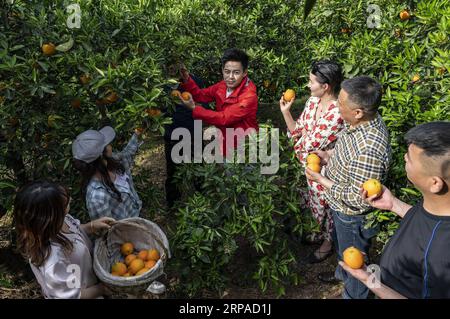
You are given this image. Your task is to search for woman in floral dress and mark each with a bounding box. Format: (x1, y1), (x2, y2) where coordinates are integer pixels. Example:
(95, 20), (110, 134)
(279, 60), (344, 263)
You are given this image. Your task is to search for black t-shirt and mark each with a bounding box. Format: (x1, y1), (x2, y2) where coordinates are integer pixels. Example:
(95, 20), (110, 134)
(380, 201), (450, 298)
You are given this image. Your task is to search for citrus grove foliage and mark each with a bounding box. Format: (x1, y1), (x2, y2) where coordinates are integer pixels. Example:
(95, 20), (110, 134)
(1, 0), (449, 295)
(170, 132), (317, 296)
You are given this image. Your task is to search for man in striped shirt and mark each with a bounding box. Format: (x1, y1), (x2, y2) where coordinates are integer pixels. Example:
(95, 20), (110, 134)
(306, 76), (392, 299)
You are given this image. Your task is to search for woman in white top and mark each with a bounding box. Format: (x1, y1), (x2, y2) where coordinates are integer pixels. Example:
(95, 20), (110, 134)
(14, 180), (115, 299)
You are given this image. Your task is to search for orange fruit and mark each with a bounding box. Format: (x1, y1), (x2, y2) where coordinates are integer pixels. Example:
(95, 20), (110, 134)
(307, 163), (321, 173)
(111, 262), (127, 276)
(122, 272), (131, 277)
(269, 83), (277, 92)
(8, 117), (19, 127)
(171, 90), (181, 98)
(343, 246), (364, 269)
(71, 98), (81, 109)
(145, 108), (162, 117)
(125, 254), (137, 266)
(111, 271), (121, 276)
(105, 90), (119, 103)
(399, 10), (411, 21)
(181, 92), (192, 101)
(362, 179), (382, 197)
(42, 43), (56, 56)
(306, 154), (321, 165)
(128, 258), (145, 275)
(137, 250), (148, 261)
(135, 267), (150, 276)
(121, 242), (134, 256)
(147, 249), (160, 261)
(412, 74), (420, 83)
(283, 89), (295, 102)
(79, 74), (91, 85)
(145, 260), (156, 269)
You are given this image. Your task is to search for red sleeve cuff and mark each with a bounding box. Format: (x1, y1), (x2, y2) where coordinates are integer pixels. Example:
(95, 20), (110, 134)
(192, 105), (203, 119)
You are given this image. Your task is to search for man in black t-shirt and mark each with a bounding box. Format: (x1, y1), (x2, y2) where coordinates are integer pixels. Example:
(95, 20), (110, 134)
(339, 121), (450, 298)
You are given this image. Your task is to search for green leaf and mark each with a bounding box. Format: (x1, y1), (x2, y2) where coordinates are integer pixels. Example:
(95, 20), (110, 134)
(56, 37), (74, 52)
(0, 182), (16, 189)
(95, 67), (105, 77)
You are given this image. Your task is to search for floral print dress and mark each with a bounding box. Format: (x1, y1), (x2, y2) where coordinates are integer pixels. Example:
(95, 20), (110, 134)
(290, 96), (344, 241)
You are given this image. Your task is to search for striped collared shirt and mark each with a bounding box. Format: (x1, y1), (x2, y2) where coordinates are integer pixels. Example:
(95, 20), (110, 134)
(324, 114), (392, 215)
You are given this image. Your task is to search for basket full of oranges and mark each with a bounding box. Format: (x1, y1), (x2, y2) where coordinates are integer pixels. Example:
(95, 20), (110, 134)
(93, 217), (170, 295)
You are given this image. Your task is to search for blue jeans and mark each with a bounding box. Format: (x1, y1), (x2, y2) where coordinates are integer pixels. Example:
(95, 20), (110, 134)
(332, 209), (378, 299)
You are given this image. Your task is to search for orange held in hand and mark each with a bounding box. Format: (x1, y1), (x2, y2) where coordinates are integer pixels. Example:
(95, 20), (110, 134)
(307, 163), (321, 173)
(121, 242), (134, 256)
(362, 179), (382, 197)
(306, 153), (321, 165)
(181, 92), (192, 101)
(343, 246), (364, 269)
(171, 90), (181, 98)
(283, 89), (295, 102)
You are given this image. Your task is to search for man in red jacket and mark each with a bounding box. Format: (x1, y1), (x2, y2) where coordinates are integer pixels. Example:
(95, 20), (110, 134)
(178, 48), (258, 159)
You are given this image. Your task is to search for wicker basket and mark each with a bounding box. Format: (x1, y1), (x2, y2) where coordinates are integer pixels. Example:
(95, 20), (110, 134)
(93, 217), (170, 296)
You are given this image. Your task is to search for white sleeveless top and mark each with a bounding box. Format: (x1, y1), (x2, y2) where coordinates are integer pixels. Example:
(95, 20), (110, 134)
(30, 215), (98, 299)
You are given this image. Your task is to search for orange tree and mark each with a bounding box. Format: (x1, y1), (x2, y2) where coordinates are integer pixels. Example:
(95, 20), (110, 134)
(0, 0), (172, 218)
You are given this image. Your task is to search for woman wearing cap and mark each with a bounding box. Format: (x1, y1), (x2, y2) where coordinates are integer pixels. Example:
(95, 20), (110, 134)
(279, 60), (344, 263)
(72, 127), (143, 220)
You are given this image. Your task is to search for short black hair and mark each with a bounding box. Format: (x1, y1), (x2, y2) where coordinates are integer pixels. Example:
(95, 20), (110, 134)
(311, 60), (344, 97)
(406, 121), (450, 178)
(406, 122), (450, 157)
(341, 76), (382, 118)
(221, 48), (249, 71)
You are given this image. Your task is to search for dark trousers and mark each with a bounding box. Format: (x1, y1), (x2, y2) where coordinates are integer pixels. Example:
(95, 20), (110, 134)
(332, 209), (378, 299)
(164, 139), (181, 208)
(164, 137), (201, 207)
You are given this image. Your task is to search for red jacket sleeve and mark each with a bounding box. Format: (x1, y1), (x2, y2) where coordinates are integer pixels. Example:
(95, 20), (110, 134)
(192, 93), (257, 127)
(180, 76), (218, 104)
